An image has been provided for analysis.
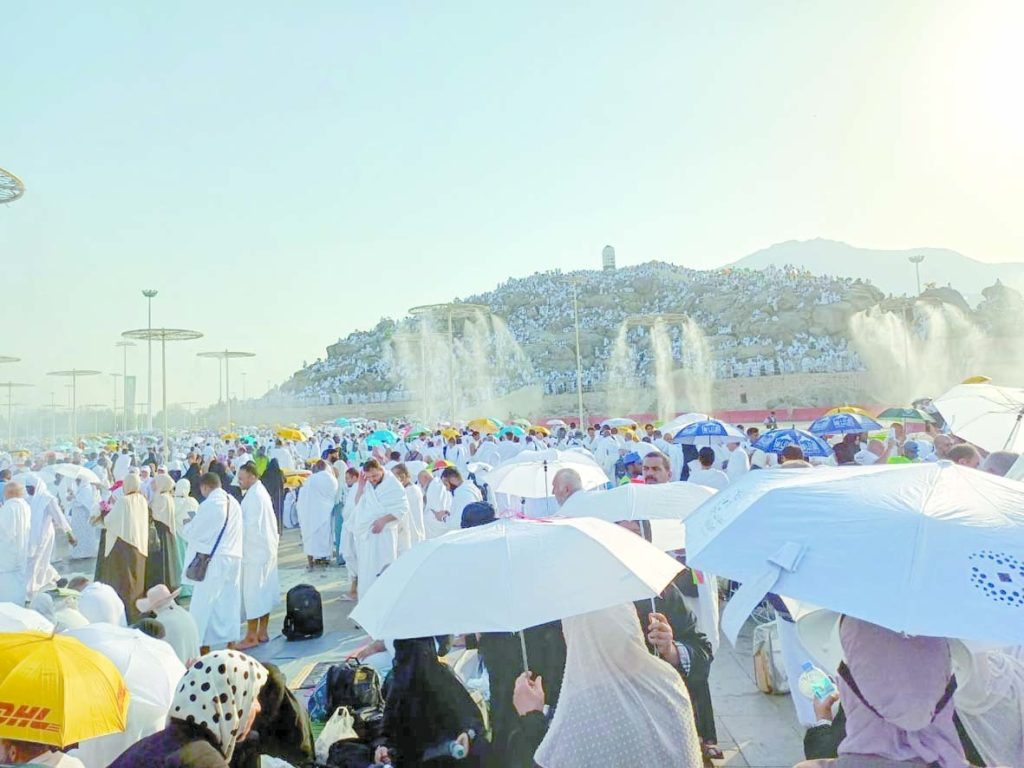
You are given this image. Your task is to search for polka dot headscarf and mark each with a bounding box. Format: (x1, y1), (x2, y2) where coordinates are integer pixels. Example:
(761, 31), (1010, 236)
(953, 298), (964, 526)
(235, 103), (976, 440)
(170, 650), (268, 760)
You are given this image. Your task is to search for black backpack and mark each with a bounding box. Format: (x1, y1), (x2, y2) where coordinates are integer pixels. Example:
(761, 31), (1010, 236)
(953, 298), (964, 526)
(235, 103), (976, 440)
(326, 659), (383, 713)
(282, 583), (323, 640)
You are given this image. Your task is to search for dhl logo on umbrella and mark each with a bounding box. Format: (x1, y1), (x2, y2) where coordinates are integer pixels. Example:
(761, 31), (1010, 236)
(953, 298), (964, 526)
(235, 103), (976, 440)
(0, 703), (59, 733)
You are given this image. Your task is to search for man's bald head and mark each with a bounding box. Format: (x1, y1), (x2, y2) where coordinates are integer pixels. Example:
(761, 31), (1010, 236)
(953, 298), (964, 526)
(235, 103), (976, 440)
(3, 482), (24, 500)
(552, 468), (583, 506)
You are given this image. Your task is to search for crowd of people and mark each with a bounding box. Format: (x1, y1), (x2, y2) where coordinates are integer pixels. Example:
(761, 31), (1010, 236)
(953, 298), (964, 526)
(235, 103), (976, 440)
(0, 401), (1021, 767)
(272, 263), (869, 405)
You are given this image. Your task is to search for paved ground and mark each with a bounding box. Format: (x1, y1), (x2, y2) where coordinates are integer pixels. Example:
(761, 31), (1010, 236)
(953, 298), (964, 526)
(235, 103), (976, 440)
(61, 528), (805, 767)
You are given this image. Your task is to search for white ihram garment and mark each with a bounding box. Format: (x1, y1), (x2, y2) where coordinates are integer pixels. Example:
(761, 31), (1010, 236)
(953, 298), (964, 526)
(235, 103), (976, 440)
(352, 473), (407, 599)
(0, 497), (31, 604)
(182, 488), (243, 646)
(402, 483), (426, 548)
(296, 470), (337, 560)
(240, 481), (280, 619)
(422, 477), (452, 539)
(26, 479), (72, 598)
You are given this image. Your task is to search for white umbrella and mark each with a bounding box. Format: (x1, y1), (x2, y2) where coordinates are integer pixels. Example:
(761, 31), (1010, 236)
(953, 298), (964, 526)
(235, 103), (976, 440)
(0, 601), (55, 632)
(659, 412), (709, 437)
(555, 482), (716, 551)
(602, 417), (637, 428)
(934, 382), (1024, 452)
(403, 460), (428, 477)
(349, 516), (682, 642)
(52, 463), (102, 485)
(65, 623), (185, 710)
(546, 419), (568, 427)
(687, 462), (1024, 647)
(487, 449), (609, 498)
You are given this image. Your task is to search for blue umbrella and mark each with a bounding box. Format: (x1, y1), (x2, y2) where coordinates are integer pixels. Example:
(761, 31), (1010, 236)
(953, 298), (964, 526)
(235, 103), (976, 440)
(367, 429), (399, 447)
(808, 413), (882, 435)
(753, 428), (832, 458)
(497, 425), (527, 438)
(334, 417), (351, 427)
(672, 419), (745, 445)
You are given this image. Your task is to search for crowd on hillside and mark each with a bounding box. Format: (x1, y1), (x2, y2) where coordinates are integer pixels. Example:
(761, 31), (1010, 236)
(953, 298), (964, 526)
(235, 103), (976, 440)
(278, 264), (868, 405)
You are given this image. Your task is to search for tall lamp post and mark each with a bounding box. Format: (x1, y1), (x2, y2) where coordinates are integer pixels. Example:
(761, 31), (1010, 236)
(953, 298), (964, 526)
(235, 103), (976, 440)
(197, 350), (255, 430)
(123, 328), (203, 462)
(46, 370), (101, 447)
(141, 290), (158, 430)
(109, 373), (122, 431)
(115, 340), (136, 431)
(909, 255), (925, 296)
(0, 382), (31, 449)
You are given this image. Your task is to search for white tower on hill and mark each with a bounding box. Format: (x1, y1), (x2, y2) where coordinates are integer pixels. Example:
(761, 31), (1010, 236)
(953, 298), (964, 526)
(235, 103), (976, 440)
(602, 245), (616, 271)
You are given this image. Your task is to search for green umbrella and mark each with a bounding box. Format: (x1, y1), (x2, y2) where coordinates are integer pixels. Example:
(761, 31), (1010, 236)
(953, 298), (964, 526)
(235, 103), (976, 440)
(877, 407), (935, 422)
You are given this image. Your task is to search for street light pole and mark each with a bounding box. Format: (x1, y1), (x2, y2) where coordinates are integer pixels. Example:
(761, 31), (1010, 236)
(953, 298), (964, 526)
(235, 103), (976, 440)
(142, 290), (158, 430)
(116, 340), (136, 431)
(908, 255), (925, 296)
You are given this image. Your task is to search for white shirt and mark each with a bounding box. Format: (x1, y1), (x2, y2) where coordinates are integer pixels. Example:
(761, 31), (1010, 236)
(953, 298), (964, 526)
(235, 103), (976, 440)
(687, 468), (730, 490)
(451, 482), (483, 528)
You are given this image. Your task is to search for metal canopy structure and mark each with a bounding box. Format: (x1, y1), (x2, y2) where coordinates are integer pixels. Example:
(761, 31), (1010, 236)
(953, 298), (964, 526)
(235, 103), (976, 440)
(409, 303), (491, 423)
(46, 370), (101, 446)
(0, 382), (31, 449)
(0, 169), (24, 205)
(122, 328), (202, 461)
(196, 349), (255, 429)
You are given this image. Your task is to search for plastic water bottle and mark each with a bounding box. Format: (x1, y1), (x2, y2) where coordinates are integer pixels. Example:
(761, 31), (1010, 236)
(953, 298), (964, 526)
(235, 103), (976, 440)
(421, 740), (468, 761)
(798, 662), (837, 701)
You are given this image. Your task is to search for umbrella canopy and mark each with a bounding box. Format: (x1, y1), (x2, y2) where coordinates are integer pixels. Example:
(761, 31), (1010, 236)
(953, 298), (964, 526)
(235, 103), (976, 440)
(602, 417), (637, 428)
(511, 418), (532, 428)
(531, 426), (551, 437)
(275, 427), (305, 442)
(687, 462), (1024, 646)
(467, 417), (502, 434)
(65, 623), (185, 711)
(934, 383), (1024, 453)
(333, 417), (351, 426)
(52, 463), (102, 485)
(367, 429), (399, 446)
(807, 413), (882, 436)
(222, 432), (239, 440)
(556, 481), (717, 551)
(672, 419), (745, 445)
(659, 413), (709, 437)
(546, 419), (567, 427)
(823, 405), (873, 417)
(497, 425), (526, 438)
(402, 424), (431, 438)
(487, 449), (609, 498)
(349, 517), (683, 639)
(440, 427), (460, 441)
(0, 631), (129, 747)
(876, 406), (935, 423)
(0, 602), (54, 633)
(753, 428), (832, 457)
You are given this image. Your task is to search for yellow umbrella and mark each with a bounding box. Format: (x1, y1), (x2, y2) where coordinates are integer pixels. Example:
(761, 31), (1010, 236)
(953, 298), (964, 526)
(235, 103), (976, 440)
(441, 427), (460, 440)
(531, 425), (551, 437)
(962, 375), (991, 384)
(276, 427), (305, 441)
(0, 631), (129, 747)
(467, 418), (501, 434)
(824, 405), (873, 417)
(222, 432), (239, 440)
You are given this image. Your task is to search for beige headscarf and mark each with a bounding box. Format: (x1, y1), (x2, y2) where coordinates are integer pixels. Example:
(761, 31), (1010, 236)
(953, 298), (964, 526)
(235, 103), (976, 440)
(150, 473), (177, 529)
(104, 473), (150, 557)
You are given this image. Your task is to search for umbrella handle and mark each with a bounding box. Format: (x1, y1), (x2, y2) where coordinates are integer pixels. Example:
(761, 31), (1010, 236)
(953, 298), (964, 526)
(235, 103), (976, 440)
(649, 598), (660, 658)
(519, 630), (530, 673)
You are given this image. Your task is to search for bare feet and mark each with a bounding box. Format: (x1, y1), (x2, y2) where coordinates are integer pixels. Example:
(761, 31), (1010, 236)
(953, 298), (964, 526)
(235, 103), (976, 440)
(236, 637), (260, 650)
(257, 635), (270, 644)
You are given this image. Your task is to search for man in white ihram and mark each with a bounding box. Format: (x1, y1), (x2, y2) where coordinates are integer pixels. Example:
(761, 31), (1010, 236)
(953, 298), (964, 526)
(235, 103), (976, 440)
(422, 468), (453, 539)
(182, 472), (242, 652)
(441, 467), (482, 529)
(0, 482), (32, 604)
(23, 474), (75, 599)
(351, 458), (408, 600)
(236, 461), (280, 650)
(296, 460), (338, 569)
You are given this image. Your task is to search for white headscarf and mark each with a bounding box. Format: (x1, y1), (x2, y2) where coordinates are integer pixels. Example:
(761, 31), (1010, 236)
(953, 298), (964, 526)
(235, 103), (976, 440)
(150, 474), (176, 529)
(534, 603), (702, 768)
(103, 473), (149, 557)
(170, 650), (267, 761)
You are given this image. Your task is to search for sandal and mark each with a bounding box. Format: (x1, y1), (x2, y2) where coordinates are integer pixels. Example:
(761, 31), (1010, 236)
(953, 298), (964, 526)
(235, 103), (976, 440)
(702, 741), (724, 761)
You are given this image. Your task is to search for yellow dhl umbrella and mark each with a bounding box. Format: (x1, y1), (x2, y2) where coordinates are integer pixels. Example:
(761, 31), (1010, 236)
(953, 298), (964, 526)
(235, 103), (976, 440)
(824, 405), (873, 417)
(466, 418), (501, 434)
(0, 631), (129, 747)
(276, 427), (305, 442)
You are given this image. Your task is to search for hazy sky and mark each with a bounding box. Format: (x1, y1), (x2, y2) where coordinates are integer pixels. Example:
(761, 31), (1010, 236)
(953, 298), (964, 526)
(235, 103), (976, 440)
(2, 1), (1022, 412)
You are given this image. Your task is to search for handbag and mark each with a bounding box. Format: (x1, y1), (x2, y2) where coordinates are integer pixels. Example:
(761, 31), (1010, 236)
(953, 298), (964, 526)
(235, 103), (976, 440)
(185, 505), (229, 582)
(314, 706), (358, 763)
